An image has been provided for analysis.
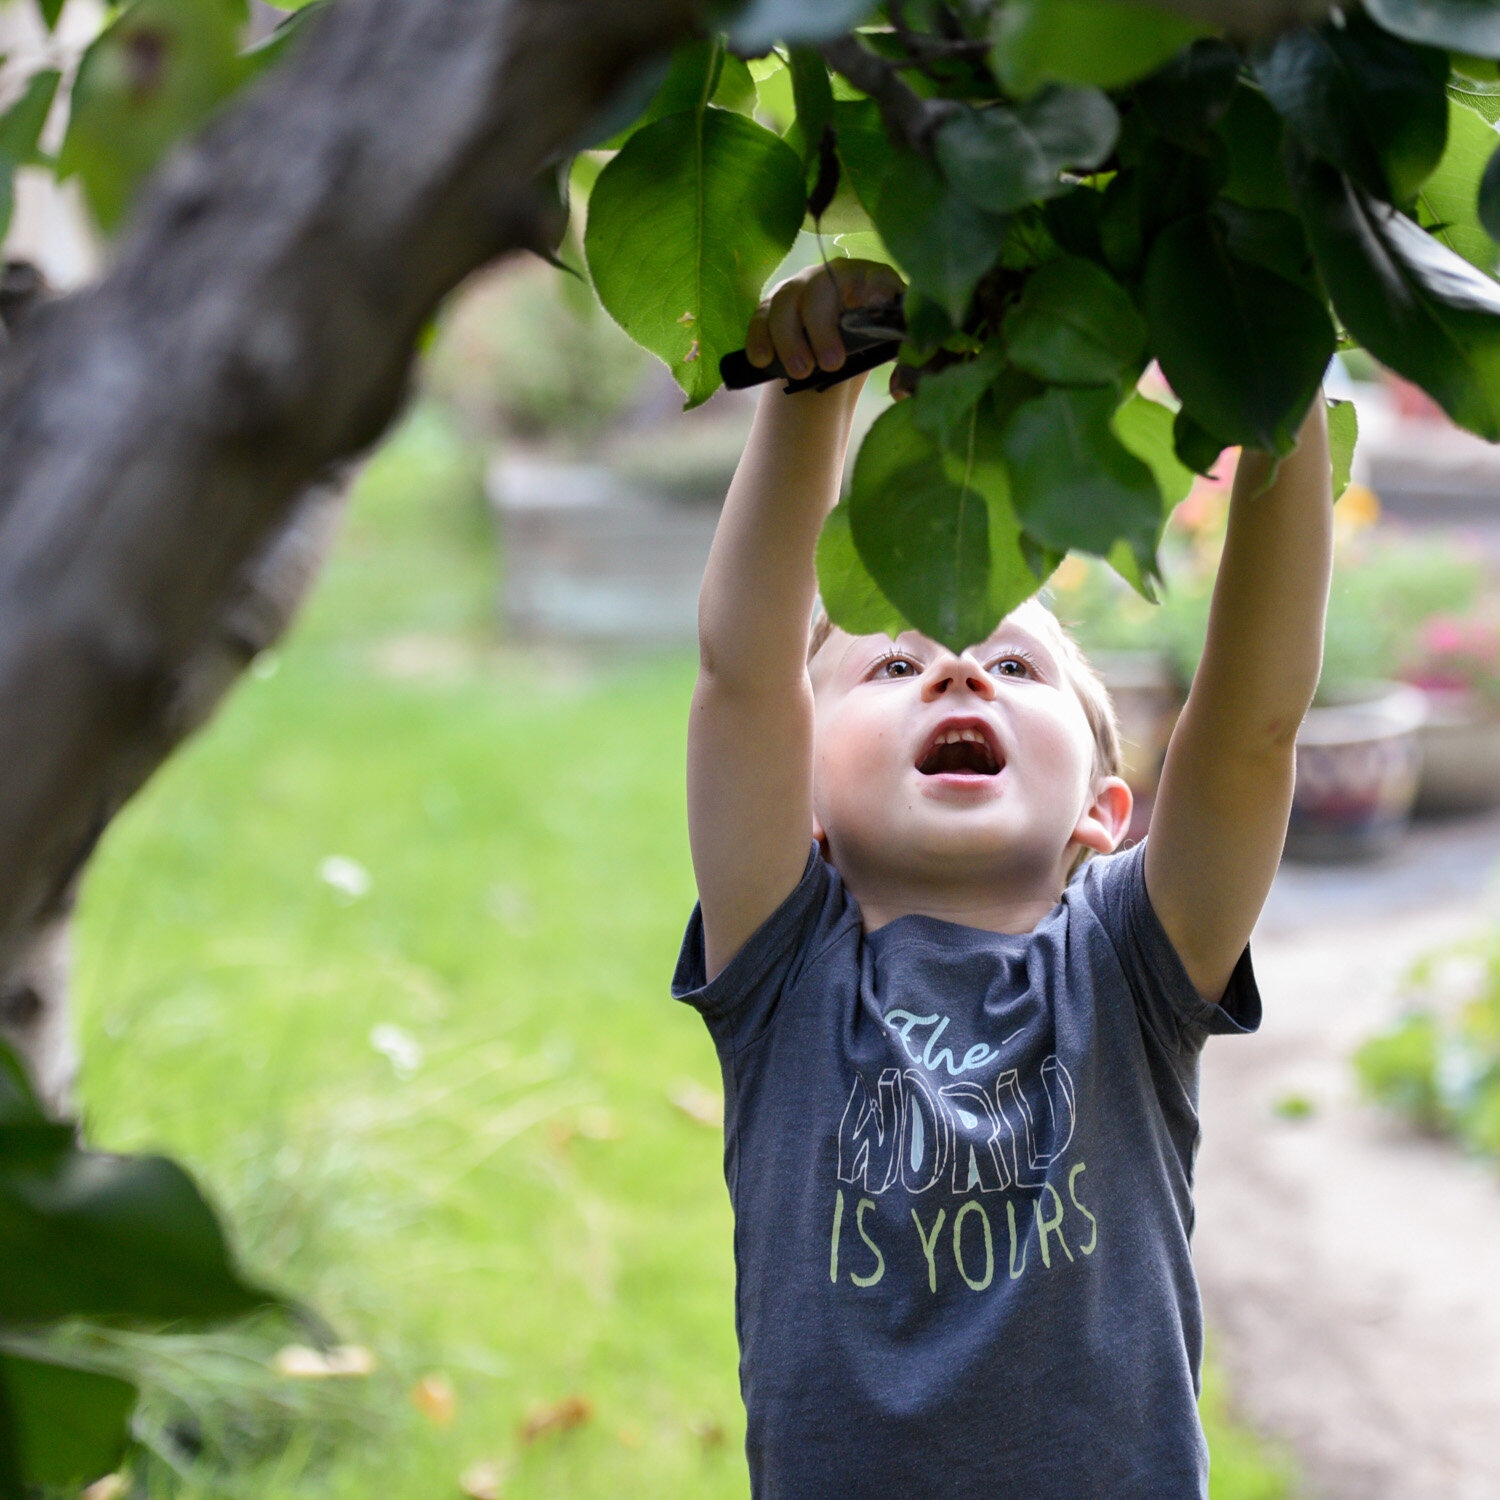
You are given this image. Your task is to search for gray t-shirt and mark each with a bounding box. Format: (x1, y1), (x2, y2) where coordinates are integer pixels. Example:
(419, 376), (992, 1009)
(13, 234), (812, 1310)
(672, 838), (1260, 1499)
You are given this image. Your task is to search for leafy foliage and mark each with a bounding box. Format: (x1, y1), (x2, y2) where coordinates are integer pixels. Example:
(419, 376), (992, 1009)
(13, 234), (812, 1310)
(1253, 11), (1449, 206)
(0, 69), (60, 242)
(1356, 935), (1500, 1160)
(565, 0), (1500, 650)
(1293, 147), (1500, 439)
(991, 0), (1206, 95)
(584, 98), (804, 408)
(58, 0), (251, 233)
(35, 0), (1410, 659)
(0, 1039), (286, 1496)
(1416, 96), (1500, 271)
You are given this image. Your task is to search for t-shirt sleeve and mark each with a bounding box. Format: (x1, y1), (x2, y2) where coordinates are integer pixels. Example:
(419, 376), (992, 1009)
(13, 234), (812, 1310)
(672, 844), (851, 1055)
(1071, 837), (1262, 1053)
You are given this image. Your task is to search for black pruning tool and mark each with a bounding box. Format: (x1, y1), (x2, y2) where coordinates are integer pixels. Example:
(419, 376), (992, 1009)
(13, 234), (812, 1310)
(718, 293), (907, 395)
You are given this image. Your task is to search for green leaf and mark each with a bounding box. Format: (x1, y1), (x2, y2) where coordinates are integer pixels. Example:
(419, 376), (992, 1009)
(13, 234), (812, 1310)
(1138, 134), (1228, 244)
(0, 1147), (275, 1324)
(714, 56), (758, 116)
(1173, 407), (1227, 476)
(1254, 11), (1449, 205)
(1455, 54), (1500, 83)
(0, 69), (60, 164)
(0, 1044), (44, 1129)
(933, 86), (1119, 215)
(990, 0), (1205, 97)
(0, 1349), (134, 1488)
(849, 401), (991, 650)
(726, 0), (879, 54)
(908, 343), (1009, 448)
(1143, 212), (1335, 452)
(833, 99), (1006, 323)
(584, 108), (804, 408)
(1216, 80), (1296, 212)
(0, 69), (61, 244)
(1481, 138), (1500, 242)
(1108, 392), (1195, 598)
(1044, 184), (1106, 261)
(1113, 392), (1196, 508)
(1099, 170), (1145, 277)
(787, 45), (834, 168)
(847, 397), (1035, 650)
(1001, 255), (1146, 386)
(37, 0), (67, 29)
(815, 504), (911, 639)
(786, 42), (834, 195)
(830, 229), (892, 264)
(0, 1045), (76, 1166)
(593, 40), (755, 151)
(1292, 147), (1500, 439)
(998, 386), (1164, 574)
(1416, 98), (1500, 271)
(58, 0), (249, 233)
(0, 1380), (21, 1500)
(1210, 199), (1320, 295)
(789, 89), (870, 234)
(1450, 72), (1500, 125)
(1327, 396), (1358, 500)
(1134, 38), (1240, 154)
(751, 52), (795, 132)
(1364, 0), (1500, 56)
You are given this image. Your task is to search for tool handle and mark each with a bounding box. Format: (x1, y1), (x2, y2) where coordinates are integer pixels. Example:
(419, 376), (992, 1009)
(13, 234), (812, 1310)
(718, 297), (906, 394)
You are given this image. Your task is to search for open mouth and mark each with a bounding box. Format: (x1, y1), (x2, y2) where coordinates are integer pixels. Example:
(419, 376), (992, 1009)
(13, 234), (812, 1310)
(917, 724), (1001, 776)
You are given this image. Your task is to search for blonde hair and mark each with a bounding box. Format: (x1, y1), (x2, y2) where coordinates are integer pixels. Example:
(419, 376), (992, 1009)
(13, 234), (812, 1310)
(806, 595), (1122, 870)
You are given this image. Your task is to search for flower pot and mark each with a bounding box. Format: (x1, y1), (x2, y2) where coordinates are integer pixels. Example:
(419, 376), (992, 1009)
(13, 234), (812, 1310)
(1286, 682), (1426, 862)
(1413, 687), (1500, 815)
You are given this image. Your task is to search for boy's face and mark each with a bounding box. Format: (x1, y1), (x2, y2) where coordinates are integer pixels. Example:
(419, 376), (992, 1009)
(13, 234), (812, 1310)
(808, 602), (1127, 896)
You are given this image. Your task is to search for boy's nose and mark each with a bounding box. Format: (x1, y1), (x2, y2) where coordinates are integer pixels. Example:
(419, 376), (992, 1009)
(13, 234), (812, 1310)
(922, 652), (996, 701)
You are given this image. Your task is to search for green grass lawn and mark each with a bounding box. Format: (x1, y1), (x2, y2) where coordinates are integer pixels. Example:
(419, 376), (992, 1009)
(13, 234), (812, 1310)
(70, 403), (1296, 1498)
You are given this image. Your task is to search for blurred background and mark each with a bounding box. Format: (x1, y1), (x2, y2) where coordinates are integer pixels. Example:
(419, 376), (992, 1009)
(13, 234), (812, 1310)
(8, 16), (1500, 1489)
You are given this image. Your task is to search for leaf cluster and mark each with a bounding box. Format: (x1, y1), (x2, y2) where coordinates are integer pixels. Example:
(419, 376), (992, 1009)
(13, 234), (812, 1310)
(575, 0), (1500, 651)
(0, 1041), (289, 1496)
(0, 0), (315, 241)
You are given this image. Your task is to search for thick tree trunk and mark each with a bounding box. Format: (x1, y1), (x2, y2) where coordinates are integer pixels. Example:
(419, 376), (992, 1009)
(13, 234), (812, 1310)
(0, 0), (696, 1009)
(0, 461), (346, 1114)
(0, 260), (352, 1112)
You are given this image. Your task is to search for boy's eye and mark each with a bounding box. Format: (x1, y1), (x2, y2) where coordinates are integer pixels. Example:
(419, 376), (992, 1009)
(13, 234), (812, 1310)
(874, 656), (917, 678)
(988, 655), (1032, 678)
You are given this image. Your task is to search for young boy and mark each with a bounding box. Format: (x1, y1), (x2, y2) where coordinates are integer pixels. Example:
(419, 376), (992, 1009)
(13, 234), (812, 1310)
(672, 257), (1331, 1497)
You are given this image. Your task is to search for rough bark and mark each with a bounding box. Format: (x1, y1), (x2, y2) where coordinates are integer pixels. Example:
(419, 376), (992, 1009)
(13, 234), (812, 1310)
(0, 473), (347, 1114)
(0, 0), (697, 982)
(0, 260), (352, 1111)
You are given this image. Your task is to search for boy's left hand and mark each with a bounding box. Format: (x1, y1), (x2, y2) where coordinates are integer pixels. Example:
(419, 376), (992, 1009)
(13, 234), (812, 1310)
(743, 259), (905, 382)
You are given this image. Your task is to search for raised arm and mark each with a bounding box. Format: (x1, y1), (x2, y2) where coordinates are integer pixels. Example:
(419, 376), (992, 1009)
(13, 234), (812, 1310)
(689, 260), (901, 980)
(1144, 400), (1333, 1003)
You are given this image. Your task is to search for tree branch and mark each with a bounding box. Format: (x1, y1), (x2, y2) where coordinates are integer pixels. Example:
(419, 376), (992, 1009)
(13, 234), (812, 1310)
(0, 0), (696, 957)
(820, 33), (952, 155)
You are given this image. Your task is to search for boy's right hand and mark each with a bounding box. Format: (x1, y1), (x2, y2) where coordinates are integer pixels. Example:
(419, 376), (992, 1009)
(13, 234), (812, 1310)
(743, 259), (905, 383)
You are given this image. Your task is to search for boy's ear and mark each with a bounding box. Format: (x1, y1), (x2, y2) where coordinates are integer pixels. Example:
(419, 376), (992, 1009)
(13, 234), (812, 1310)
(1073, 776), (1133, 856)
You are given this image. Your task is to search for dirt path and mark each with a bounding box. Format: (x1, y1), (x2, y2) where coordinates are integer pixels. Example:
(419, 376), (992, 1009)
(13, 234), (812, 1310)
(1194, 813), (1500, 1500)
